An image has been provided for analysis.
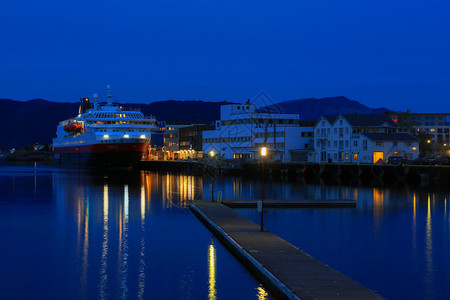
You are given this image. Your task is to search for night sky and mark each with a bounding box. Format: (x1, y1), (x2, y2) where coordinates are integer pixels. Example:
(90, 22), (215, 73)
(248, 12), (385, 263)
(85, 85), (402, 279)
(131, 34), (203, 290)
(1, 0), (449, 112)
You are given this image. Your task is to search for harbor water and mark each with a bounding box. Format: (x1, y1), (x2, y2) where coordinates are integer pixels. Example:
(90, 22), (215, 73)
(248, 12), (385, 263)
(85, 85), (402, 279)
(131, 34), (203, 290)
(0, 163), (271, 299)
(2, 162), (450, 299)
(214, 176), (450, 299)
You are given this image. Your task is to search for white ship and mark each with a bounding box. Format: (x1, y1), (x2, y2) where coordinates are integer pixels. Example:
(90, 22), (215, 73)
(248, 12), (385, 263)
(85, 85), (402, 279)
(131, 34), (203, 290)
(53, 86), (156, 167)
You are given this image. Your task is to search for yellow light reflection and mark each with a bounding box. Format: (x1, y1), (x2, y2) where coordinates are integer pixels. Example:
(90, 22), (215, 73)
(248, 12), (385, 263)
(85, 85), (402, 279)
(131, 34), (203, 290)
(138, 184), (146, 299)
(81, 196), (89, 292)
(183, 176), (188, 203)
(257, 286), (269, 300)
(99, 184), (109, 300)
(164, 174), (170, 206)
(373, 188), (384, 228)
(141, 185), (145, 221)
(445, 198), (447, 217)
(425, 194), (433, 288)
(208, 241), (217, 300)
(425, 194), (434, 291)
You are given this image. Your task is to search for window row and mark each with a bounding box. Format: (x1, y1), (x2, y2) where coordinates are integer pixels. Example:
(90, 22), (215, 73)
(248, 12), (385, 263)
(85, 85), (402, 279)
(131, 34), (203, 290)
(91, 112), (144, 119)
(89, 121), (154, 125)
(220, 118), (298, 126)
(254, 131), (285, 138)
(203, 137), (252, 143)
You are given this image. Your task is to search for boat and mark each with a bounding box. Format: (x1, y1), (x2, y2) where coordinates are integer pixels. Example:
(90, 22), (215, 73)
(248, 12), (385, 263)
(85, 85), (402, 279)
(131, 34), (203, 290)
(53, 86), (157, 167)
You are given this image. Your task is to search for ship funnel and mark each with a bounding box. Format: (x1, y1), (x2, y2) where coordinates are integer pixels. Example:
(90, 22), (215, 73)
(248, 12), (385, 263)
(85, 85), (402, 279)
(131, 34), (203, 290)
(93, 93), (99, 110)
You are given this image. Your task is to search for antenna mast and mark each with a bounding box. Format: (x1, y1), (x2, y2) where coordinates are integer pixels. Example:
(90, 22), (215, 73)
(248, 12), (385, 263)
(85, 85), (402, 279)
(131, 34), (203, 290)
(93, 93), (99, 110)
(106, 85), (112, 106)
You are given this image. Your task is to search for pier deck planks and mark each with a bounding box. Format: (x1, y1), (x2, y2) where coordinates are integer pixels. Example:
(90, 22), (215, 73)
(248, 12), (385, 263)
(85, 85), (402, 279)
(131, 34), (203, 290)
(221, 199), (356, 208)
(189, 201), (383, 300)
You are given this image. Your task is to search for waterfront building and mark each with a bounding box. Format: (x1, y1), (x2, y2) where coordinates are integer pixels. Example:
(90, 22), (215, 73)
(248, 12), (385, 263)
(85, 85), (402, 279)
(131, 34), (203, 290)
(394, 113), (450, 143)
(179, 124), (215, 160)
(146, 123), (166, 160)
(161, 124), (214, 160)
(314, 114), (419, 163)
(202, 103), (314, 162)
(162, 125), (186, 160)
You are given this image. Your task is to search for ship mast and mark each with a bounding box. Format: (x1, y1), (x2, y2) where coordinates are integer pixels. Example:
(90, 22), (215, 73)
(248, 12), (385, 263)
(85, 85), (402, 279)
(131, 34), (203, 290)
(106, 85), (113, 106)
(93, 93), (99, 110)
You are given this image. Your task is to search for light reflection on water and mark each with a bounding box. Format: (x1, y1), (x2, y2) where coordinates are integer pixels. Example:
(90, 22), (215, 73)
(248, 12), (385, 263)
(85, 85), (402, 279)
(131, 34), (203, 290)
(99, 183), (108, 300)
(208, 239), (217, 300)
(0, 166), (271, 300)
(213, 176), (450, 300)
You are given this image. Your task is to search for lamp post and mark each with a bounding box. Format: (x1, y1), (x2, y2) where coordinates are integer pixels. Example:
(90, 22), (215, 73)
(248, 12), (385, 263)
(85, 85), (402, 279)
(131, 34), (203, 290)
(260, 146), (267, 232)
(210, 150), (215, 202)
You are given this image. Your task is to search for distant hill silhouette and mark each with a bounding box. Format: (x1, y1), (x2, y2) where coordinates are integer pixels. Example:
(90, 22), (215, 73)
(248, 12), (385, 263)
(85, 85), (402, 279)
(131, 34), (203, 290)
(0, 99), (226, 148)
(138, 100), (229, 123)
(261, 96), (389, 121)
(0, 99), (80, 149)
(0, 96), (389, 148)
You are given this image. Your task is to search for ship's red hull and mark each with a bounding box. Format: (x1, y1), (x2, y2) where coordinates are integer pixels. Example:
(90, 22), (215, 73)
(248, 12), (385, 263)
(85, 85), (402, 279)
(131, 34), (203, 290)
(54, 142), (148, 167)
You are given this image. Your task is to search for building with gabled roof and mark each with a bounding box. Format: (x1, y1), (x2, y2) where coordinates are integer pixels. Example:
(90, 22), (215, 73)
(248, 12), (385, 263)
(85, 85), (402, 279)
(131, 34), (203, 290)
(314, 114), (419, 163)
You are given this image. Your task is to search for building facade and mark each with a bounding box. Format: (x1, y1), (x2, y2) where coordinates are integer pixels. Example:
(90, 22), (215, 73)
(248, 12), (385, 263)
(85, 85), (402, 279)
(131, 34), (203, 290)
(401, 113), (450, 144)
(202, 104), (314, 162)
(314, 114), (419, 163)
(178, 124), (214, 159)
(162, 125), (187, 160)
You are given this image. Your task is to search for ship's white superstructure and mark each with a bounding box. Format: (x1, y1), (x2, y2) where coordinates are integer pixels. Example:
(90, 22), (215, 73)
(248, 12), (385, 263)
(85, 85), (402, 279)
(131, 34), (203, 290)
(53, 86), (157, 166)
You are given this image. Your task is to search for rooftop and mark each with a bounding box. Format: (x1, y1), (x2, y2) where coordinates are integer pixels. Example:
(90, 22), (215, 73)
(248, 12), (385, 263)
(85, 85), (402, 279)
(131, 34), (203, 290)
(362, 133), (419, 141)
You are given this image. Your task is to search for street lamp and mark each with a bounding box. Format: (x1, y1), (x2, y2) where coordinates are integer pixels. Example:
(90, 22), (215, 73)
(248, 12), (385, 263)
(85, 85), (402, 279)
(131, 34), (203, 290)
(210, 150), (215, 202)
(260, 146), (267, 232)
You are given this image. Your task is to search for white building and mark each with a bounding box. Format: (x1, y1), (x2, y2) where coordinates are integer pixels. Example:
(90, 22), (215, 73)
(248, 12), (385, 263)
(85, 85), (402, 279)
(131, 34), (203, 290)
(314, 114), (419, 163)
(407, 113), (450, 144)
(203, 103), (313, 162)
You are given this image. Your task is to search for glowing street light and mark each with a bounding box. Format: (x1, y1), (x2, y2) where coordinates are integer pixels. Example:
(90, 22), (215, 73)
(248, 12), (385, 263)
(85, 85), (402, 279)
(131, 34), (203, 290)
(261, 146), (267, 157)
(260, 146), (267, 232)
(210, 150), (216, 202)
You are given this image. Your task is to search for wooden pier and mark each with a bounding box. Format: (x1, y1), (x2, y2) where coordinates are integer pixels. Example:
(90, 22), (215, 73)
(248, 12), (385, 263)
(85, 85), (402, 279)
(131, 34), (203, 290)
(189, 201), (383, 299)
(221, 199), (356, 208)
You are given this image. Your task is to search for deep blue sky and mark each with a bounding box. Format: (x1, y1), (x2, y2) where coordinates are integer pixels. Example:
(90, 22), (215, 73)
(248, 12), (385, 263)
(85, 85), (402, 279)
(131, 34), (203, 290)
(1, 0), (449, 112)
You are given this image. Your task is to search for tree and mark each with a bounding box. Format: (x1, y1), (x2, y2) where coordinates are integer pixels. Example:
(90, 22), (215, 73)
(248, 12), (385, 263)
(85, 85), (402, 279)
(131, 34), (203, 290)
(416, 131), (434, 157)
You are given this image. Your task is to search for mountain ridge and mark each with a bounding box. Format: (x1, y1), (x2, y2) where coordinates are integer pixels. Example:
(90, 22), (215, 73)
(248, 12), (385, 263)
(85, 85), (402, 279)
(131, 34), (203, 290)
(0, 96), (390, 148)
(261, 96), (389, 120)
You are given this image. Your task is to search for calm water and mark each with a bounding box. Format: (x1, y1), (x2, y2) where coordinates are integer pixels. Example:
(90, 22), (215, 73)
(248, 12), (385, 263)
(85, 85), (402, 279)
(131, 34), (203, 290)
(2, 164), (449, 299)
(209, 176), (450, 299)
(0, 164), (271, 299)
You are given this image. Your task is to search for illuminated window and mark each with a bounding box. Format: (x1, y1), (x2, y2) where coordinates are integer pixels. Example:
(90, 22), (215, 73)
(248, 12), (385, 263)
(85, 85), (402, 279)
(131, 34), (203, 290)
(354, 153), (358, 160)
